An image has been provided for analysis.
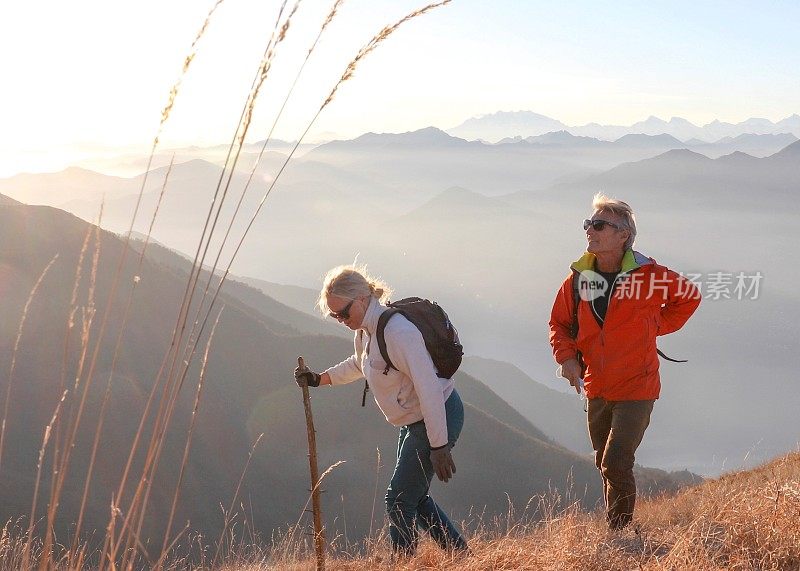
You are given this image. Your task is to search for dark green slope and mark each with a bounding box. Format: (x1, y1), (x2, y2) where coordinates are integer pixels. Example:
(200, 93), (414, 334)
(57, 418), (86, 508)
(0, 196), (686, 548)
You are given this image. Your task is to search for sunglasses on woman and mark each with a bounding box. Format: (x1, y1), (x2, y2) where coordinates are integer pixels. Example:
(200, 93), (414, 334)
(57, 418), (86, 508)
(328, 299), (355, 320)
(583, 218), (624, 231)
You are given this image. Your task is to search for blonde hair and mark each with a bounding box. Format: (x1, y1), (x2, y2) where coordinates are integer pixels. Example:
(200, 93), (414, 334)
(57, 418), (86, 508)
(592, 192), (637, 249)
(317, 264), (393, 316)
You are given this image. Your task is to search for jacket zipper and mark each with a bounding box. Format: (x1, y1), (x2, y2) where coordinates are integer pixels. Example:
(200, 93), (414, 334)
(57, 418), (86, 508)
(601, 271), (630, 372)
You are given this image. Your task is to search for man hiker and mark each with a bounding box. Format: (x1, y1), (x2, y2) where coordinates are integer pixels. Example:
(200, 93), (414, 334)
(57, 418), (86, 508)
(294, 264), (468, 556)
(549, 194), (701, 530)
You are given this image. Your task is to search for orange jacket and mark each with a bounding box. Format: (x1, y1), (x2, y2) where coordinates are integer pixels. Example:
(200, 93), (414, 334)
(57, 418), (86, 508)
(549, 250), (701, 401)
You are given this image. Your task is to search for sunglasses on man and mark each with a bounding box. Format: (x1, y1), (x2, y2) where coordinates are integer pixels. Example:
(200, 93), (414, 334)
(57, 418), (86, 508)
(583, 218), (625, 232)
(328, 298), (355, 320)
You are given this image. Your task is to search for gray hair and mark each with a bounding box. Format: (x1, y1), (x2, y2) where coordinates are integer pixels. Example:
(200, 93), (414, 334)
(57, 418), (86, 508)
(592, 192), (637, 249)
(317, 264), (393, 316)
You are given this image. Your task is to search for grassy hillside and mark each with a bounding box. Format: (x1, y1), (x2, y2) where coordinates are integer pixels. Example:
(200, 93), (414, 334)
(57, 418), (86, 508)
(2, 451), (791, 568)
(214, 450), (799, 570)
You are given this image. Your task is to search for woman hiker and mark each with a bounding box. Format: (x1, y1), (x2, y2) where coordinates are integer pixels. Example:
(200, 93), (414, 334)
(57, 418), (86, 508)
(294, 264), (468, 556)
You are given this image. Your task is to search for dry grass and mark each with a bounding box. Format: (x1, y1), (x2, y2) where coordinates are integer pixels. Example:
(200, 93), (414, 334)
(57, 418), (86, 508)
(210, 451), (800, 571)
(7, 455), (774, 570)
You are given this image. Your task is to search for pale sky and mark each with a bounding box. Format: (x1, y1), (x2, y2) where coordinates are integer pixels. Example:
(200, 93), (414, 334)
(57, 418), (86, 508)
(1, 0), (798, 173)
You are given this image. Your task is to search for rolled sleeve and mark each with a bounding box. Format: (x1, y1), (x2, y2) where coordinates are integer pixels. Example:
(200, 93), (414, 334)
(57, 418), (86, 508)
(549, 274), (579, 364)
(324, 354), (363, 386)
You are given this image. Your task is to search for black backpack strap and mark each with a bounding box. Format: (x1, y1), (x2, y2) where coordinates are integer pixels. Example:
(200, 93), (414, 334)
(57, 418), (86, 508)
(359, 329), (369, 407)
(570, 271), (580, 338)
(376, 308), (400, 375)
(569, 272), (586, 376)
(657, 348), (688, 363)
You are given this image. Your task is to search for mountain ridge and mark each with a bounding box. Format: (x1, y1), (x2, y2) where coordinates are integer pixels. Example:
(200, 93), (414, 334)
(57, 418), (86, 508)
(446, 111), (800, 142)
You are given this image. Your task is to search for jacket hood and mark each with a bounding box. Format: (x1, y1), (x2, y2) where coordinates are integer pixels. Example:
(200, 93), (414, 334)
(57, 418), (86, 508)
(570, 249), (654, 273)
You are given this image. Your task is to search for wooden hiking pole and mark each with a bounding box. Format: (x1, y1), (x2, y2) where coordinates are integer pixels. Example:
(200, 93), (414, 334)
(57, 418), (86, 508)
(298, 356), (325, 571)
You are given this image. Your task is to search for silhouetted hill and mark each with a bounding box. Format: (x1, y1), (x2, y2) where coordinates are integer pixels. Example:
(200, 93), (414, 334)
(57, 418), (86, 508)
(614, 133), (686, 148)
(0, 192), (19, 205)
(770, 137), (800, 158)
(128, 238), (346, 338)
(318, 127), (479, 151)
(1, 200), (707, 549)
(508, 140), (800, 211)
(460, 357), (591, 455)
(502, 130), (606, 148)
(0, 166), (136, 206)
(238, 276), (321, 317)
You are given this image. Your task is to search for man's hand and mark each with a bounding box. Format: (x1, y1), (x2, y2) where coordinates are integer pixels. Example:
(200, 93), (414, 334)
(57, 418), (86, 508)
(559, 358), (583, 393)
(294, 366), (321, 388)
(430, 446), (456, 482)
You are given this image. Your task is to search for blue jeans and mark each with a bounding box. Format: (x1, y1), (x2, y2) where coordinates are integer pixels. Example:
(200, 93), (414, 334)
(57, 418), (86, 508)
(385, 389), (467, 555)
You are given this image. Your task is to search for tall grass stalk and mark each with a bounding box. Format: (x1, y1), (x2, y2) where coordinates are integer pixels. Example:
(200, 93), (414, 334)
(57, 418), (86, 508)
(70, 156), (178, 565)
(188, 0), (344, 362)
(167, 0), (303, 389)
(0, 253), (59, 473)
(50, 220), (93, 518)
(43, 214), (102, 569)
(207, 0), (451, 290)
(181, 3), (453, 444)
(88, 0), (229, 561)
(113, 4), (302, 560)
(21, 390), (66, 570)
(369, 447), (381, 540)
(160, 0), (294, 393)
(135, 5), (451, 559)
(211, 433), (265, 568)
(160, 309), (223, 557)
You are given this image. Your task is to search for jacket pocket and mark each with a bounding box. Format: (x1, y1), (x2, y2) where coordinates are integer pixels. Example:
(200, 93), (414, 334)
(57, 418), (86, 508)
(368, 358), (416, 413)
(395, 376), (419, 410)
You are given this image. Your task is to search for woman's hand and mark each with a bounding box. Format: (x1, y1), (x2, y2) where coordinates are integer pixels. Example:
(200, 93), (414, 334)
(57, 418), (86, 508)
(294, 366), (321, 387)
(430, 446), (456, 482)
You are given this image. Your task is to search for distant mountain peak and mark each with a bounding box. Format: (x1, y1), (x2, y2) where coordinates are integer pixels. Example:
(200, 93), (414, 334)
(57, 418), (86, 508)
(318, 127), (475, 151)
(447, 111), (567, 143)
(536, 130), (577, 139)
(474, 110), (560, 121)
(660, 148), (709, 159)
(614, 133), (686, 147)
(139, 158), (222, 179)
(446, 110), (800, 145)
(433, 185), (496, 204)
(715, 150), (759, 163)
(397, 186), (508, 221)
(627, 148), (710, 165)
(771, 138), (800, 157)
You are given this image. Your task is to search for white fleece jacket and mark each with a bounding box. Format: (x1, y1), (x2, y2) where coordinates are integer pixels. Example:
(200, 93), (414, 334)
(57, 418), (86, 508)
(323, 297), (455, 448)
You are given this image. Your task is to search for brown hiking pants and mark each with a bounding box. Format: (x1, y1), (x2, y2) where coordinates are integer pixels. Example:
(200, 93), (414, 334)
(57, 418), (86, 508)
(587, 398), (655, 530)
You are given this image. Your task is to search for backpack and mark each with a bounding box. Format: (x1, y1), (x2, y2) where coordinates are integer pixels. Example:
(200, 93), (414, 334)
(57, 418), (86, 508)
(376, 297), (463, 378)
(360, 297), (463, 407)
